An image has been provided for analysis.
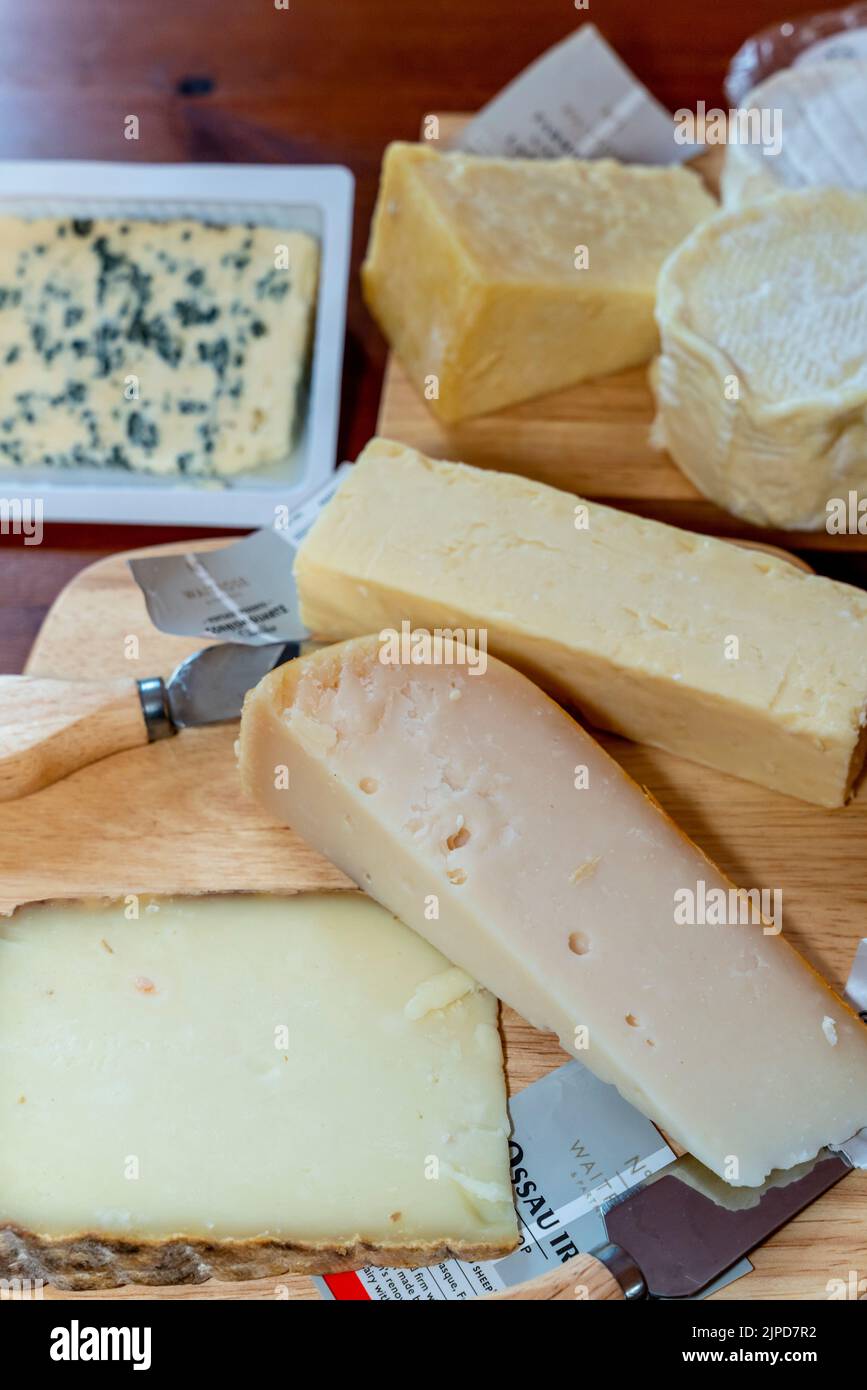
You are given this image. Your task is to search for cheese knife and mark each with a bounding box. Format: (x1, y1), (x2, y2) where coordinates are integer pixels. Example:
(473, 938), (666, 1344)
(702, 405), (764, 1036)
(489, 1146), (859, 1300)
(0, 639), (313, 802)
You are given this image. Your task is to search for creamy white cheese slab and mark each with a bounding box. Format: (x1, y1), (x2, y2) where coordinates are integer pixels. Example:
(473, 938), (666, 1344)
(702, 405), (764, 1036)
(0, 893), (516, 1285)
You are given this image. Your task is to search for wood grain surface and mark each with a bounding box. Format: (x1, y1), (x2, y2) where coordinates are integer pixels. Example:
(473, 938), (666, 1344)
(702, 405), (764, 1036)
(2, 0), (866, 675)
(378, 349), (867, 555)
(2, 538), (865, 1301)
(488, 1251), (625, 1301)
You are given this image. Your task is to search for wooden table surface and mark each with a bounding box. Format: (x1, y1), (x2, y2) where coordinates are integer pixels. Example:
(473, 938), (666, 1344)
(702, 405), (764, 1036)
(1, 0), (864, 671)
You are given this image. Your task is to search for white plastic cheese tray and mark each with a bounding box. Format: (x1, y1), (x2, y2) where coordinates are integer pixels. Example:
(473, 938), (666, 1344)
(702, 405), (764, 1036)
(0, 160), (354, 526)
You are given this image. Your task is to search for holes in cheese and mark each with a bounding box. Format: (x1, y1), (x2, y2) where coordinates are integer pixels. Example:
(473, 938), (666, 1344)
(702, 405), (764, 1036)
(445, 823), (470, 852)
(238, 636), (867, 1188)
(0, 893), (517, 1291)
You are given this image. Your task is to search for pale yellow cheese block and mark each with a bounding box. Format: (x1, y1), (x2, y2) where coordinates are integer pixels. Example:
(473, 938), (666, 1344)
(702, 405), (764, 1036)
(0, 893), (517, 1290)
(238, 638), (867, 1188)
(294, 438), (867, 807)
(361, 143), (716, 422)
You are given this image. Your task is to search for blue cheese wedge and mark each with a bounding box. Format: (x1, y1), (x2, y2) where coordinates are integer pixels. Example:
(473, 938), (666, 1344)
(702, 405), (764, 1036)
(0, 217), (319, 478)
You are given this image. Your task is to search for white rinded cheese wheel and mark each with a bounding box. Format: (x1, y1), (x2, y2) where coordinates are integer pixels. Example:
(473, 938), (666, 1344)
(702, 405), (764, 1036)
(652, 187), (867, 530)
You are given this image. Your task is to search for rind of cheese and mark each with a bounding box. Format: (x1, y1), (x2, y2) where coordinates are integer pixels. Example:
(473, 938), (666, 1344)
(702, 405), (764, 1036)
(238, 637), (867, 1187)
(361, 143), (715, 422)
(652, 188), (867, 530)
(0, 893), (516, 1291)
(721, 60), (867, 209)
(0, 217), (319, 478)
(294, 438), (867, 807)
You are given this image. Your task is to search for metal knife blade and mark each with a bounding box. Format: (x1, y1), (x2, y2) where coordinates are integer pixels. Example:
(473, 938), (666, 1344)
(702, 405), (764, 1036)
(600, 1150), (851, 1299)
(137, 640), (313, 740)
(165, 640), (306, 728)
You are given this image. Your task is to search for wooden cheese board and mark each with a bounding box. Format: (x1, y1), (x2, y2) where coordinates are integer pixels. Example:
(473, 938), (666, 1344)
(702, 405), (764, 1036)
(1, 537), (865, 1300)
(376, 118), (867, 554)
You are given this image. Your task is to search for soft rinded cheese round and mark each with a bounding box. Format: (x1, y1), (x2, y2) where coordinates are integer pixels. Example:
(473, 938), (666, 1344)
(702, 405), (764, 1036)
(652, 188), (867, 530)
(722, 58), (867, 208)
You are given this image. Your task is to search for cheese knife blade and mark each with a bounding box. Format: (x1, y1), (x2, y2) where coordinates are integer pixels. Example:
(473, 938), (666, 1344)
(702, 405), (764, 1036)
(595, 1150), (851, 1299)
(152, 639), (315, 731)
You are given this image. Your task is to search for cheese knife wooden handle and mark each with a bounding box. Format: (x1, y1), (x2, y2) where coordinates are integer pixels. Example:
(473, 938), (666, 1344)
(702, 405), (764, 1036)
(487, 1249), (630, 1300)
(0, 642), (312, 801)
(0, 674), (162, 801)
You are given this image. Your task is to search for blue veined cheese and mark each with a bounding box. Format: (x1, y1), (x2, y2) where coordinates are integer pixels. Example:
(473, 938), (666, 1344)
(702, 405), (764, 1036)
(0, 217), (319, 478)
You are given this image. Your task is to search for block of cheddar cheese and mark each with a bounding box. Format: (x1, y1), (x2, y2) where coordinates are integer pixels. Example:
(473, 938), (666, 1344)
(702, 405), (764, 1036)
(361, 144), (715, 421)
(0, 893), (516, 1290)
(238, 637), (867, 1187)
(294, 439), (867, 807)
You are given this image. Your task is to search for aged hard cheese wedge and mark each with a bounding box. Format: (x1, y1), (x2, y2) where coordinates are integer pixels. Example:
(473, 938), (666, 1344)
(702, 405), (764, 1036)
(652, 188), (867, 529)
(362, 143), (715, 421)
(0, 893), (516, 1290)
(722, 59), (867, 208)
(239, 638), (867, 1188)
(294, 439), (867, 807)
(0, 217), (319, 477)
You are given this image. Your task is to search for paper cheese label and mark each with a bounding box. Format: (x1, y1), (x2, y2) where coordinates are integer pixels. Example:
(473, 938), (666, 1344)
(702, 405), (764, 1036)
(455, 24), (688, 164)
(838, 940), (867, 1170)
(845, 938), (867, 1021)
(127, 465), (351, 645)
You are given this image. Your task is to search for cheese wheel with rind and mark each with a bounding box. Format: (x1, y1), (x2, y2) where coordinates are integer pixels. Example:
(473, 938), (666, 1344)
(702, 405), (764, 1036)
(652, 188), (867, 530)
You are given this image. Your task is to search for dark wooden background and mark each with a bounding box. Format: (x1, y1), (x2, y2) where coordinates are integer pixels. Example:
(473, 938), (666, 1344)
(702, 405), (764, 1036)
(0, 0), (853, 672)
